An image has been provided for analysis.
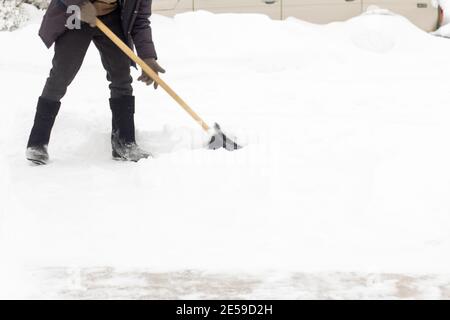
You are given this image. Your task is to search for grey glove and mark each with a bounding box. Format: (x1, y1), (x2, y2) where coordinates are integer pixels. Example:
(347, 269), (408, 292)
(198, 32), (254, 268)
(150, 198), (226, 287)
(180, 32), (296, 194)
(138, 58), (166, 89)
(80, 1), (97, 27)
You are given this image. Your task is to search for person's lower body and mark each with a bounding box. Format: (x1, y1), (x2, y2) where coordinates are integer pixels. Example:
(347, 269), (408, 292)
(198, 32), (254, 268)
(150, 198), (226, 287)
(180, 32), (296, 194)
(26, 97), (61, 165)
(26, 10), (149, 164)
(110, 96), (150, 162)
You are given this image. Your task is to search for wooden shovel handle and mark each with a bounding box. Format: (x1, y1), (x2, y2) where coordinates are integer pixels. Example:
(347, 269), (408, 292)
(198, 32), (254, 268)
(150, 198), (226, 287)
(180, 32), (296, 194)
(96, 18), (211, 132)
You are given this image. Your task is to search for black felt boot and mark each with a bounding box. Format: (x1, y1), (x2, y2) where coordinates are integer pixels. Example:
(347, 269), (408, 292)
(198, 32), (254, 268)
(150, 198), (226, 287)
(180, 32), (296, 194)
(26, 97), (61, 165)
(110, 96), (151, 162)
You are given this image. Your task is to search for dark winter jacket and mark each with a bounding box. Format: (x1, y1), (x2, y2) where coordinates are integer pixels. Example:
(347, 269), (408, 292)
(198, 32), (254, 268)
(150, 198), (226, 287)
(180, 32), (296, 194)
(39, 0), (157, 59)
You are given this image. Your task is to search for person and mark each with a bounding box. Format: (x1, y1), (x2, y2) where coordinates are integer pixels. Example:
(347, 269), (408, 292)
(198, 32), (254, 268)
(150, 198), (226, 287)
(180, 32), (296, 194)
(26, 0), (165, 164)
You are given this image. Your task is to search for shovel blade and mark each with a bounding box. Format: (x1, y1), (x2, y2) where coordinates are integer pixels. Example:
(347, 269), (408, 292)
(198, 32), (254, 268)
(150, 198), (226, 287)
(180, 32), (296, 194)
(208, 123), (242, 151)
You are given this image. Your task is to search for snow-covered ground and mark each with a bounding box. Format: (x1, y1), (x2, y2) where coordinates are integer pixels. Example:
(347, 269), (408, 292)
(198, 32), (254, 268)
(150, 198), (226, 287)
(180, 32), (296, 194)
(1, 6), (450, 299)
(33, 268), (450, 299)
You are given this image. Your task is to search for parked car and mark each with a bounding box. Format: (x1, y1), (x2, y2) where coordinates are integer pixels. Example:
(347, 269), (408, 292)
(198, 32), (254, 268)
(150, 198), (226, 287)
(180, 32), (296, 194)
(152, 0), (439, 31)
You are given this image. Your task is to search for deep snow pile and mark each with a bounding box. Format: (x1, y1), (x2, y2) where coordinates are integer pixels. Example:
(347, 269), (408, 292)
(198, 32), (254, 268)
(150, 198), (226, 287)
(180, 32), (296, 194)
(25, 0), (49, 9)
(0, 2), (49, 31)
(1, 9), (450, 297)
(0, 0), (27, 31)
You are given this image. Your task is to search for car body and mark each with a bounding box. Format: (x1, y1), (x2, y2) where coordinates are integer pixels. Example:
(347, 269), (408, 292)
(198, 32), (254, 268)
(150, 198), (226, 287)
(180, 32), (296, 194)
(152, 0), (439, 31)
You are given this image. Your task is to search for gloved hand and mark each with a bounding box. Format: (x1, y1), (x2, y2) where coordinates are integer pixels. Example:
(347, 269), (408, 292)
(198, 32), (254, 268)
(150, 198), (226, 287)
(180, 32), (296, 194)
(80, 1), (97, 27)
(137, 58), (166, 89)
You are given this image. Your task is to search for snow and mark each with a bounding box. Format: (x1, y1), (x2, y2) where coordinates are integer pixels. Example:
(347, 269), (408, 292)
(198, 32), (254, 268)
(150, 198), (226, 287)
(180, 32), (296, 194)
(432, 0), (450, 37)
(0, 1), (28, 31)
(1, 8), (450, 298)
(31, 268), (450, 299)
(434, 0), (450, 25)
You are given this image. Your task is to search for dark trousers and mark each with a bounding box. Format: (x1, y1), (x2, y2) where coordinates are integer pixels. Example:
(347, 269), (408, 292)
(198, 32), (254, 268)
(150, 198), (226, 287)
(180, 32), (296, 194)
(41, 9), (133, 102)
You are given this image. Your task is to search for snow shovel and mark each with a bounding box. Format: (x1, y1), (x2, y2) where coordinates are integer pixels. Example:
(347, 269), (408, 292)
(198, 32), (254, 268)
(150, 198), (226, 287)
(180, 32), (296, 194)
(95, 19), (242, 151)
